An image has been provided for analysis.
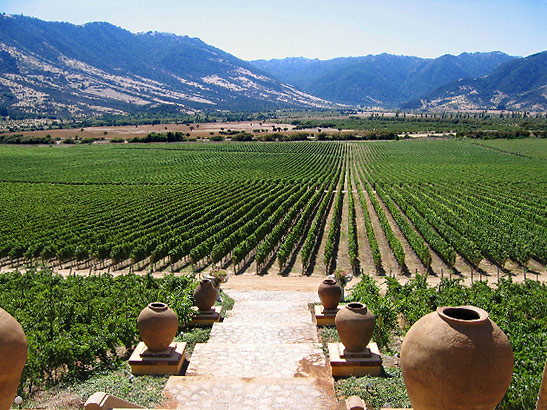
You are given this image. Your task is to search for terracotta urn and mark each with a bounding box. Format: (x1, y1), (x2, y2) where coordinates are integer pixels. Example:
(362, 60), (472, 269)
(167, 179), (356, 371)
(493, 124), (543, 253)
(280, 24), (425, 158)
(400, 305), (514, 410)
(318, 278), (342, 310)
(193, 278), (217, 312)
(335, 302), (375, 352)
(137, 302), (178, 352)
(0, 308), (28, 410)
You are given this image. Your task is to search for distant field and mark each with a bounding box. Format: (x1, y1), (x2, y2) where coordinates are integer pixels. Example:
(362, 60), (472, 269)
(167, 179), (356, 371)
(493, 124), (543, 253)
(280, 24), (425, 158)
(0, 121), (296, 140)
(0, 140), (545, 283)
(476, 138), (547, 159)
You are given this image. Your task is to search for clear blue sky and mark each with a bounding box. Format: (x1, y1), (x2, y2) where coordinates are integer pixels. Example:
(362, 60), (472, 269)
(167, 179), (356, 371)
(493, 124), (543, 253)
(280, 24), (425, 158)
(2, 0), (546, 60)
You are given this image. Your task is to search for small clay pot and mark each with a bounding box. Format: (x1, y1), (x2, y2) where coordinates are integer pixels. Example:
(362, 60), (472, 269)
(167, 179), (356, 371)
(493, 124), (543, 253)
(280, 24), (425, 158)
(400, 305), (514, 410)
(193, 278), (217, 312)
(335, 302), (375, 352)
(0, 308), (28, 410)
(318, 278), (342, 310)
(137, 302), (178, 352)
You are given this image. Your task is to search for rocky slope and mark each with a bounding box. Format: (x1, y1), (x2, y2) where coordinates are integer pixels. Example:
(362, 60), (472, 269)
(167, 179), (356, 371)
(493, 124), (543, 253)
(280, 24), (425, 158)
(403, 50), (547, 111)
(0, 14), (335, 118)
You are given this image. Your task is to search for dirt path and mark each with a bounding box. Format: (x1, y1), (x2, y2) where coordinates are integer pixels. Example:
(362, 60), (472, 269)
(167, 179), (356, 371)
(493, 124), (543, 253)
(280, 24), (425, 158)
(352, 187), (375, 275)
(388, 197), (452, 277)
(370, 187), (425, 278)
(335, 170), (352, 274)
(309, 183), (338, 276)
(354, 177), (399, 276)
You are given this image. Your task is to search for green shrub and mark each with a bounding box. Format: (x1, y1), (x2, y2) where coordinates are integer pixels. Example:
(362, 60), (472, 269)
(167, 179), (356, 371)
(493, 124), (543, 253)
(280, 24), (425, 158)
(0, 269), (196, 398)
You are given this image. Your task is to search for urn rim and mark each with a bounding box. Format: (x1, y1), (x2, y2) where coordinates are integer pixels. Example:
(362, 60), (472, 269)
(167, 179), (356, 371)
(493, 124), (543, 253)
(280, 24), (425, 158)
(346, 302), (367, 312)
(322, 278), (337, 285)
(437, 305), (488, 325)
(148, 301), (168, 312)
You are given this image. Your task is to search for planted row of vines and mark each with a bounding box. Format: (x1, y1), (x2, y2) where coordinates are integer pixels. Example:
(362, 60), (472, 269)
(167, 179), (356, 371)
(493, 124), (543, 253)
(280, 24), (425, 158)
(0, 140), (545, 277)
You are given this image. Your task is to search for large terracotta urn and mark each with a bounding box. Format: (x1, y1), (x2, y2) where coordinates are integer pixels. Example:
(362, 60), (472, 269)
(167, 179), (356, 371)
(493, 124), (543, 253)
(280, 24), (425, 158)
(335, 302), (375, 352)
(193, 278), (217, 312)
(318, 278), (342, 311)
(137, 302), (178, 352)
(400, 305), (514, 410)
(0, 308), (28, 410)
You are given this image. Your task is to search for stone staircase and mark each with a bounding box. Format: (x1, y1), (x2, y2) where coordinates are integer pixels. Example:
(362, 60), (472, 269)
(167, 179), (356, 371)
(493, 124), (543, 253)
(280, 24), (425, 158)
(162, 290), (337, 409)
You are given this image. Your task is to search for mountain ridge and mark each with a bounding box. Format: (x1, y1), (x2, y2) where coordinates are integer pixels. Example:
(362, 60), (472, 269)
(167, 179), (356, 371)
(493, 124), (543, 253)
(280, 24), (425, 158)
(403, 50), (547, 111)
(0, 14), (335, 117)
(251, 52), (518, 107)
(0, 14), (544, 117)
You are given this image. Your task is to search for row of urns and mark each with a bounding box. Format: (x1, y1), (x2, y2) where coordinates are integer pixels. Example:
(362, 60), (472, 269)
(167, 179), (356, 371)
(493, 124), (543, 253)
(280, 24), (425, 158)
(318, 278), (514, 410)
(0, 277), (514, 410)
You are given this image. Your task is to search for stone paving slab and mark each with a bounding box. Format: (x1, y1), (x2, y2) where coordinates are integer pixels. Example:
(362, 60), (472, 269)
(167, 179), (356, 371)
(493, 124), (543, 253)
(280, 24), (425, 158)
(208, 322), (318, 343)
(186, 343), (329, 378)
(223, 308), (313, 324)
(163, 376), (338, 410)
(224, 290), (319, 303)
(227, 300), (313, 313)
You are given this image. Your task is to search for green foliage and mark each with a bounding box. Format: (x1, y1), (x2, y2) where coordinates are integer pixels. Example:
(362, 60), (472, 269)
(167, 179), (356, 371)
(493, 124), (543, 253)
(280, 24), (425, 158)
(0, 269), (196, 397)
(324, 163), (346, 272)
(67, 362), (168, 408)
(351, 275), (547, 410)
(347, 275), (397, 349)
(0, 133), (55, 144)
(335, 368), (411, 410)
(176, 327), (211, 357)
(476, 138), (547, 159)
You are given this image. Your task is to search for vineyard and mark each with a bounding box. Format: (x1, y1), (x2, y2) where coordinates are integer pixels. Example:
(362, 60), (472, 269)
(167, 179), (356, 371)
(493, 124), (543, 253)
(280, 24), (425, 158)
(0, 139), (545, 281)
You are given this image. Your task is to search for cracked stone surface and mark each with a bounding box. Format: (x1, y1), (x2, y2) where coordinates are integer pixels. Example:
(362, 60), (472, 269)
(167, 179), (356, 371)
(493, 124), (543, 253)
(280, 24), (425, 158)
(186, 343), (327, 377)
(208, 322), (319, 344)
(163, 377), (337, 410)
(161, 289), (337, 409)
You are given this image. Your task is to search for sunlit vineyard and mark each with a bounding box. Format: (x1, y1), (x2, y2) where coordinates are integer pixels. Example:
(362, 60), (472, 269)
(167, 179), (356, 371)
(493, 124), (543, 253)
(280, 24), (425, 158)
(0, 139), (545, 280)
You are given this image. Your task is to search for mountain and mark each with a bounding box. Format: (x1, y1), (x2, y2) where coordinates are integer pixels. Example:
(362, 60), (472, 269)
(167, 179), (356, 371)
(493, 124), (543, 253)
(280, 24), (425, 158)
(0, 14), (335, 118)
(403, 51), (547, 111)
(251, 52), (517, 107)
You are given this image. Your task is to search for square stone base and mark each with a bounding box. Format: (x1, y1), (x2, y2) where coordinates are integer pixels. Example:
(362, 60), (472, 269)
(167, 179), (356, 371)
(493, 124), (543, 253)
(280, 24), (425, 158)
(129, 341), (186, 375)
(314, 305), (339, 326)
(328, 342), (382, 377)
(189, 306), (222, 326)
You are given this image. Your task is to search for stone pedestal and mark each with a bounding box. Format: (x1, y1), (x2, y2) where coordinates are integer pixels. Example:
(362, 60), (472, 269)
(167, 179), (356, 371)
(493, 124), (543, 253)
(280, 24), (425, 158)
(328, 342), (382, 377)
(129, 341), (186, 375)
(189, 306), (222, 326)
(314, 305), (340, 326)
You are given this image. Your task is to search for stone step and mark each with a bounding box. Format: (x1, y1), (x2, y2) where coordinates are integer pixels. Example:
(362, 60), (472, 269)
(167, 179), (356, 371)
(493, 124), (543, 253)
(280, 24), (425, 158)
(208, 322), (318, 344)
(163, 376), (337, 410)
(223, 307), (313, 323)
(227, 301), (312, 314)
(224, 290), (319, 304)
(186, 343), (330, 378)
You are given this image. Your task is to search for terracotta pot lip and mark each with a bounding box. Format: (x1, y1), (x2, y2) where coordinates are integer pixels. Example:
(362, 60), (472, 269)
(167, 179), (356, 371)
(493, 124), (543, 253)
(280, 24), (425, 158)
(346, 302), (367, 311)
(148, 302), (168, 312)
(322, 278), (337, 285)
(201, 278), (212, 284)
(437, 305), (488, 325)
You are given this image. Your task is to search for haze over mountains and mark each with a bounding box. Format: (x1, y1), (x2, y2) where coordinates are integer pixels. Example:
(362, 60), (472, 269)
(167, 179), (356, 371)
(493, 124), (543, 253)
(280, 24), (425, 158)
(251, 52), (516, 107)
(0, 14), (545, 118)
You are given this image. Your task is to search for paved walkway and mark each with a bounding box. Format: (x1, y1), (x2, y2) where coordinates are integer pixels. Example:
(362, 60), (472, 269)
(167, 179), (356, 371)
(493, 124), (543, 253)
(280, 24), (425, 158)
(162, 290), (337, 409)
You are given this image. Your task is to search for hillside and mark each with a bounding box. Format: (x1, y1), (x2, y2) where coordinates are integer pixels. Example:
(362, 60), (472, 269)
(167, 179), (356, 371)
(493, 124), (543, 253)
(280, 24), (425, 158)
(0, 14), (334, 118)
(403, 51), (547, 111)
(251, 52), (516, 107)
